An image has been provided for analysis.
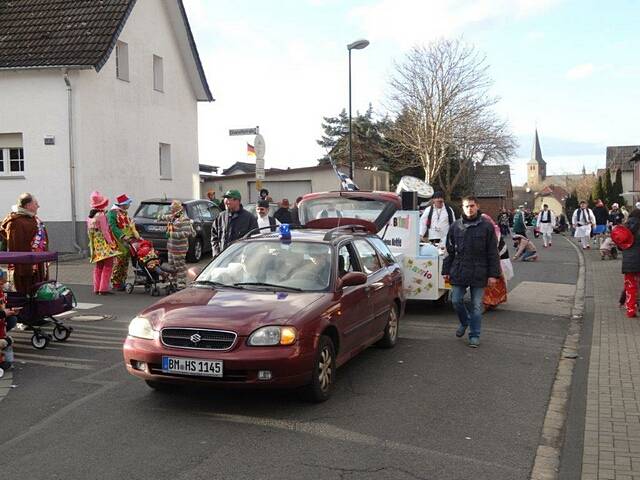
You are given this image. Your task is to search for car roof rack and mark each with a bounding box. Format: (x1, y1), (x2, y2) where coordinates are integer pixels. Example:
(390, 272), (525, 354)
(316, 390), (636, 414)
(322, 225), (369, 241)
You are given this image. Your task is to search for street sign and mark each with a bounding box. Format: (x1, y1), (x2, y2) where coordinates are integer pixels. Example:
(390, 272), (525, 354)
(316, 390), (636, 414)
(254, 134), (266, 158)
(256, 157), (265, 180)
(229, 127), (258, 136)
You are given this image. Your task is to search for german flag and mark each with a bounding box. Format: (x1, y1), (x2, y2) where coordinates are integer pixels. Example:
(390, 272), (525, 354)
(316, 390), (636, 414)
(247, 143), (256, 158)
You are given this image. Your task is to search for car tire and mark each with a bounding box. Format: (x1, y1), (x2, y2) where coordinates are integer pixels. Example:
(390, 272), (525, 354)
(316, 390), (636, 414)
(303, 335), (335, 403)
(145, 380), (174, 393)
(186, 238), (203, 263)
(377, 304), (399, 349)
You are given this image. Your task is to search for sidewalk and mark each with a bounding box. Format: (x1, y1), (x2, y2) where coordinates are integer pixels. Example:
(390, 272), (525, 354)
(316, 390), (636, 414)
(581, 248), (640, 479)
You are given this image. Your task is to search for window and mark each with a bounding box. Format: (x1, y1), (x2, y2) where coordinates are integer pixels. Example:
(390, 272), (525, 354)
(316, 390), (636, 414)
(0, 133), (25, 176)
(116, 41), (129, 81)
(353, 239), (382, 275)
(197, 203), (214, 221)
(368, 237), (397, 265)
(337, 244), (358, 277)
(153, 55), (164, 92)
(159, 143), (171, 179)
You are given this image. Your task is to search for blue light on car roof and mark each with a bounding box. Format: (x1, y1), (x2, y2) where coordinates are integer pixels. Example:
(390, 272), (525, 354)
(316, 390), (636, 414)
(279, 224), (291, 244)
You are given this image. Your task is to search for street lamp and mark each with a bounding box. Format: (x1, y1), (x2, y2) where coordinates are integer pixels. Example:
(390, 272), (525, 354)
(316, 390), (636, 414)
(347, 38), (369, 180)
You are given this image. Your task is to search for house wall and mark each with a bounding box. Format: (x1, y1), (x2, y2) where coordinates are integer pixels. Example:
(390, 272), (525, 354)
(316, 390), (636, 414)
(534, 197), (563, 214)
(73, 0), (200, 221)
(0, 69), (75, 250)
(477, 197), (509, 220)
(201, 168), (390, 203)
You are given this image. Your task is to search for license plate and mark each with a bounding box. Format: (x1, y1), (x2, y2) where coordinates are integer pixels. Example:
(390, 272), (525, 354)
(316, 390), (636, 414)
(162, 356), (223, 377)
(147, 225), (166, 232)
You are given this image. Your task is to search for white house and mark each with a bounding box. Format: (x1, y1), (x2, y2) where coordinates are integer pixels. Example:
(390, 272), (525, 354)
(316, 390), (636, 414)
(0, 0), (213, 252)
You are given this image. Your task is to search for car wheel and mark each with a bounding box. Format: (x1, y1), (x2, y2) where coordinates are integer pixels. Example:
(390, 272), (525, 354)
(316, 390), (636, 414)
(145, 380), (174, 393)
(303, 335), (335, 403)
(377, 304), (399, 348)
(186, 238), (203, 263)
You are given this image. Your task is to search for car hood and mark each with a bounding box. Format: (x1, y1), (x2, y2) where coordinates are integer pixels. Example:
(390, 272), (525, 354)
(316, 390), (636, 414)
(140, 286), (327, 335)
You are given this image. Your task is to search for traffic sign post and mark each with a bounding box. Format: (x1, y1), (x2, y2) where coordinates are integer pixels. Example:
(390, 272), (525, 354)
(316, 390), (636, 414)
(228, 127), (266, 188)
(229, 127), (259, 136)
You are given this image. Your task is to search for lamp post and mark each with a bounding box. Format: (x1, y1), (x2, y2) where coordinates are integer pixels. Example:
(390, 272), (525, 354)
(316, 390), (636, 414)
(347, 39), (369, 180)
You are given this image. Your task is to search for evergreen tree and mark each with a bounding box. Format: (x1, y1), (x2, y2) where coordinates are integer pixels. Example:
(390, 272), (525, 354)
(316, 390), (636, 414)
(613, 168), (626, 206)
(588, 192), (595, 208)
(592, 176), (604, 203)
(565, 190), (579, 214)
(604, 169), (614, 207)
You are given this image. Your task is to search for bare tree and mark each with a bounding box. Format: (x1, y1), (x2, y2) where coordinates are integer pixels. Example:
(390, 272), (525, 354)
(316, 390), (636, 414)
(387, 38), (516, 195)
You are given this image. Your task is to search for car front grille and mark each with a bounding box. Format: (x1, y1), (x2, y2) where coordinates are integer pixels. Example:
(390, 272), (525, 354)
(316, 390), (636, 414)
(161, 328), (237, 350)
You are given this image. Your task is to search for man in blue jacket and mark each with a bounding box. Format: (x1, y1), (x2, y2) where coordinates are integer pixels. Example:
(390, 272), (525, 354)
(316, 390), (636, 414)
(442, 195), (501, 348)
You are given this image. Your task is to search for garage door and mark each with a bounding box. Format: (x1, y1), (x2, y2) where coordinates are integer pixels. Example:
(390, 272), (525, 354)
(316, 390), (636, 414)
(247, 180), (312, 203)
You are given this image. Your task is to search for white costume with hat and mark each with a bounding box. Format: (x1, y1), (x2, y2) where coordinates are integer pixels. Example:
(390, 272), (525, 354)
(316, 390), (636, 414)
(536, 209), (556, 247)
(572, 206), (596, 249)
(419, 201), (455, 242)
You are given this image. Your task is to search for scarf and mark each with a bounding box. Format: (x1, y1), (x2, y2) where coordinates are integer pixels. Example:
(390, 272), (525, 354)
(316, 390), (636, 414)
(15, 206), (35, 217)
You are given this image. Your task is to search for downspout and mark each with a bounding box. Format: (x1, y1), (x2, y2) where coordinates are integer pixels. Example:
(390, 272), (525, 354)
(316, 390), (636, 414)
(63, 68), (83, 253)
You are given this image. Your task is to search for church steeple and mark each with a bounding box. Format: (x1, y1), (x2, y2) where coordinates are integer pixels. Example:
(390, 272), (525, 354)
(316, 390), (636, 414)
(527, 128), (546, 187)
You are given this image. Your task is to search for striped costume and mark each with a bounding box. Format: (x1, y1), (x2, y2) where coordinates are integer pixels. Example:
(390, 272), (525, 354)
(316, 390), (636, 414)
(162, 212), (195, 286)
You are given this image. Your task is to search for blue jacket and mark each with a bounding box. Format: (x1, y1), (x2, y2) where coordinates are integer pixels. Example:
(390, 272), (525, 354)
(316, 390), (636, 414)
(442, 213), (501, 287)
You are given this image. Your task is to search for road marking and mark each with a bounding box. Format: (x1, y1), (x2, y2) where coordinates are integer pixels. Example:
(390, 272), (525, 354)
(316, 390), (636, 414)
(75, 302), (101, 309)
(199, 412), (520, 473)
(17, 359), (93, 370)
(12, 352), (99, 362)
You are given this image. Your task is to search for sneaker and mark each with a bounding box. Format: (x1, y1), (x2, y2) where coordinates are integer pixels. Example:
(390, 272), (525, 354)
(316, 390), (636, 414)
(468, 337), (480, 348)
(455, 325), (467, 338)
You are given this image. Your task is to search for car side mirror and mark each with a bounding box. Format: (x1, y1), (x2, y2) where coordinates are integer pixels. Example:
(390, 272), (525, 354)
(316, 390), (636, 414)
(339, 272), (367, 287)
(187, 266), (202, 282)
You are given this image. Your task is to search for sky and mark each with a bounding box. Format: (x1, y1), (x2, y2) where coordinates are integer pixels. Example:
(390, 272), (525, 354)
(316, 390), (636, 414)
(183, 0), (640, 187)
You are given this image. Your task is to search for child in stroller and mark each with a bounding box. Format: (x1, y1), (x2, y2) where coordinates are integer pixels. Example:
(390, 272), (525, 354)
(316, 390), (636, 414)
(600, 235), (618, 260)
(126, 239), (176, 296)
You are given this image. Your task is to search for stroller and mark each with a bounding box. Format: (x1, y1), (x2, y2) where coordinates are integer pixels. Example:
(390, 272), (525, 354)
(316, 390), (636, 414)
(125, 239), (176, 296)
(0, 251), (75, 350)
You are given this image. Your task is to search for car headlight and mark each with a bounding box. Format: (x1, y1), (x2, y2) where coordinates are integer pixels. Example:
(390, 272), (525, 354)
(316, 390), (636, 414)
(128, 316), (156, 340)
(247, 326), (297, 346)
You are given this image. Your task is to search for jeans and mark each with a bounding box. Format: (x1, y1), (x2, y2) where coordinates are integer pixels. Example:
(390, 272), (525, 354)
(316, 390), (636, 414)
(451, 285), (485, 339)
(5, 315), (17, 332)
(522, 250), (537, 261)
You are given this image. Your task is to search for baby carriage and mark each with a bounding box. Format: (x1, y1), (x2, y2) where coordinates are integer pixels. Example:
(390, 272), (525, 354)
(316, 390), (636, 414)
(125, 239), (176, 296)
(0, 251), (75, 350)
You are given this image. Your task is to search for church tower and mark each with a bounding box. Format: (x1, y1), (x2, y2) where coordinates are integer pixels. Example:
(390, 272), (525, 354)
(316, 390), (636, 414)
(527, 129), (547, 187)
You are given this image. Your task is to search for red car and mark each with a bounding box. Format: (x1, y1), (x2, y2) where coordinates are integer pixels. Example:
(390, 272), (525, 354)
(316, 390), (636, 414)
(123, 191), (404, 401)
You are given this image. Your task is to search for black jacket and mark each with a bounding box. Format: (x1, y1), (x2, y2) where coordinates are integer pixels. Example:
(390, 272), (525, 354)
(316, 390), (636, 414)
(210, 206), (258, 257)
(593, 206), (608, 225)
(622, 217), (640, 273)
(274, 208), (292, 224)
(442, 213), (501, 287)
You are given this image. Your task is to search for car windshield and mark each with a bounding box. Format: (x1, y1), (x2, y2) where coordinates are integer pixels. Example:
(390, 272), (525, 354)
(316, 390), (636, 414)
(300, 197), (387, 224)
(198, 240), (332, 291)
(135, 203), (172, 219)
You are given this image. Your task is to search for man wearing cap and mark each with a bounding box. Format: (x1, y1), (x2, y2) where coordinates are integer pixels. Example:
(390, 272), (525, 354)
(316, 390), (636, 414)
(211, 190), (258, 257)
(256, 200), (280, 232)
(107, 193), (140, 291)
(419, 192), (455, 244)
(608, 203), (625, 229)
(571, 200), (596, 250)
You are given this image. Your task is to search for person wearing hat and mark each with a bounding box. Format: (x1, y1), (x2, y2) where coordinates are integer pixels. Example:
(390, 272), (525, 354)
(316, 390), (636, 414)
(87, 191), (119, 295)
(571, 200), (596, 250)
(419, 192), (455, 244)
(211, 190), (258, 257)
(206, 190), (221, 208)
(0, 193), (49, 294)
(608, 203), (625, 229)
(256, 200), (280, 232)
(274, 198), (293, 224)
(159, 200), (195, 288)
(536, 204), (556, 248)
(106, 193), (140, 291)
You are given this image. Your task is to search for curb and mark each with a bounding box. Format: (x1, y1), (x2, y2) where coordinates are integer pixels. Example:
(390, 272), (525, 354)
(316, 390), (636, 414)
(530, 236), (585, 480)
